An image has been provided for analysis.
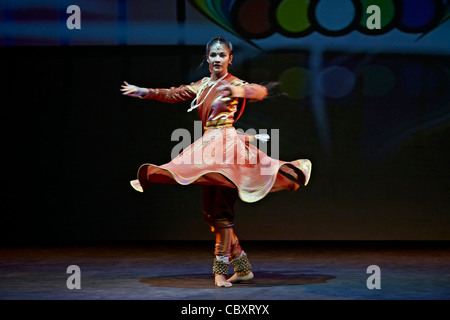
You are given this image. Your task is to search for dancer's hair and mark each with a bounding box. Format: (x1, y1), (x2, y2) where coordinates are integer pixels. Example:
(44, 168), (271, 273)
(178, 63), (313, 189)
(205, 36), (233, 56)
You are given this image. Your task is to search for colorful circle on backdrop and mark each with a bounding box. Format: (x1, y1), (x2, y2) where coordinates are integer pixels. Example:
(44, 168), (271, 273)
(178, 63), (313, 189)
(309, 0), (362, 36)
(231, 0), (276, 39)
(221, 0), (236, 20)
(399, 64), (428, 98)
(399, 62), (446, 100)
(396, 0), (444, 33)
(278, 67), (312, 99)
(318, 66), (356, 98)
(358, 0), (399, 34)
(246, 50), (448, 102)
(275, 0), (313, 37)
(193, 0), (446, 39)
(361, 65), (396, 96)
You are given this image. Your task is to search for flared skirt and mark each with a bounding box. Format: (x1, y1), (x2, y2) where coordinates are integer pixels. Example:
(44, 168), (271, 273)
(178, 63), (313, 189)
(131, 127), (311, 203)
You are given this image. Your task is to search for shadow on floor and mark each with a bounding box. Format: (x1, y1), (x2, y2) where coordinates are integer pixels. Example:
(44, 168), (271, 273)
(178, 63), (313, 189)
(140, 271), (336, 289)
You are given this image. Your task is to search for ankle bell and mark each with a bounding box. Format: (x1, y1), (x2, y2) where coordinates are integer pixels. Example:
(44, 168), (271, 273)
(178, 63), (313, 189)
(231, 252), (252, 276)
(213, 257), (230, 276)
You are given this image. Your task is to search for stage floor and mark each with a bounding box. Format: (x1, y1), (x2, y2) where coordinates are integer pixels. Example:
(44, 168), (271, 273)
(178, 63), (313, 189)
(0, 241), (449, 301)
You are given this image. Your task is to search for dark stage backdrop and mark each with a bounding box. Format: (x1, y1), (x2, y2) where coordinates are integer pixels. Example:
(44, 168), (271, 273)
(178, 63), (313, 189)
(2, 0), (450, 242)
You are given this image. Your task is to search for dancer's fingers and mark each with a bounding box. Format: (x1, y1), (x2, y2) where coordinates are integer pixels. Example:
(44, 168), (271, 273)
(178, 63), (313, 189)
(123, 88), (136, 95)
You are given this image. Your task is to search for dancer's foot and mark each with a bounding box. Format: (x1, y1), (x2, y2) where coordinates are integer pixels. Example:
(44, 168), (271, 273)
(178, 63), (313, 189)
(215, 275), (232, 287)
(227, 271), (254, 283)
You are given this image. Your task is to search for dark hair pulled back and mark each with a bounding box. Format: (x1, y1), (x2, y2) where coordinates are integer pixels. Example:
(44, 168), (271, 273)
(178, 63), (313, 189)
(205, 36), (233, 56)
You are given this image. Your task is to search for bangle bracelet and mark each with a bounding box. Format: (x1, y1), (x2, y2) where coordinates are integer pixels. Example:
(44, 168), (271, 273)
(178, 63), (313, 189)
(138, 89), (151, 99)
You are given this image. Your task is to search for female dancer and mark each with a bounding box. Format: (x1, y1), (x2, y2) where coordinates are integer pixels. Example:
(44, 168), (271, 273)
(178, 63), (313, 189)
(121, 36), (311, 287)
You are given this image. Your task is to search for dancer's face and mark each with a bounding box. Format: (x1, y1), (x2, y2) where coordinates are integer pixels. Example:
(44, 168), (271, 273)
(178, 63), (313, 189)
(207, 42), (233, 79)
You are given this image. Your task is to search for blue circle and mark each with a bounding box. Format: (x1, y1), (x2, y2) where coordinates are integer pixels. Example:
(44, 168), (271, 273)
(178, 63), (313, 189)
(318, 66), (356, 98)
(314, 0), (357, 32)
(397, 0), (443, 33)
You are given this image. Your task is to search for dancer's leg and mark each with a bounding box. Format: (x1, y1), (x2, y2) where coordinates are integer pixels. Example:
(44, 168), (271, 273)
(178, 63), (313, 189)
(213, 224), (233, 287)
(230, 229), (242, 259)
(202, 185), (242, 287)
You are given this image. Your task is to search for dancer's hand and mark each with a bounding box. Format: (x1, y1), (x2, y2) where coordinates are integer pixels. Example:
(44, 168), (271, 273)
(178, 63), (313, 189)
(217, 82), (234, 97)
(120, 81), (149, 98)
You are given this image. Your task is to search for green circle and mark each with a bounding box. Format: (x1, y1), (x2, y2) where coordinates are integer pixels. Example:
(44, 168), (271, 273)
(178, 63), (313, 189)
(360, 0), (396, 29)
(276, 0), (310, 33)
(362, 65), (396, 97)
(279, 67), (311, 99)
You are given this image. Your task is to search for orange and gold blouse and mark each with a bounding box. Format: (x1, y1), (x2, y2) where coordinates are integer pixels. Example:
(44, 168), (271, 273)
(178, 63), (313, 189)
(141, 74), (268, 130)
